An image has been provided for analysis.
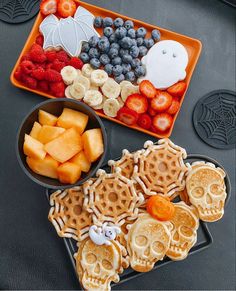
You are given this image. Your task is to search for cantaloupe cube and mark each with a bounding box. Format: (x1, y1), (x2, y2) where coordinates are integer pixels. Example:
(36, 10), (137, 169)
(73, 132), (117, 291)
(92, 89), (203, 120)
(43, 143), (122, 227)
(44, 128), (83, 163)
(26, 155), (59, 179)
(57, 162), (81, 184)
(38, 125), (65, 144)
(70, 151), (91, 173)
(38, 110), (57, 126)
(30, 122), (42, 139)
(23, 134), (46, 160)
(57, 108), (89, 134)
(82, 128), (104, 163)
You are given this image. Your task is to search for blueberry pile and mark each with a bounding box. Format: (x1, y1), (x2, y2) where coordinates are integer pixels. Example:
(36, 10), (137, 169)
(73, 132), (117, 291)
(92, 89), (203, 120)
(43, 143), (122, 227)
(80, 16), (161, 83)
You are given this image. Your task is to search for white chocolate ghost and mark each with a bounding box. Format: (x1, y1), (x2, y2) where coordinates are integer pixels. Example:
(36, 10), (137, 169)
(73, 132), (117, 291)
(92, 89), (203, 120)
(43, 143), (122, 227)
(89, 223), (121, 246)
(140, 40), (189, 89)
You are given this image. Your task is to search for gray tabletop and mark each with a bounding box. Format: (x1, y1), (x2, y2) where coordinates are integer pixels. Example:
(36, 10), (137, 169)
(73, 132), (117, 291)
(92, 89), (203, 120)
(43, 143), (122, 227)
(0, 0), (235, 290)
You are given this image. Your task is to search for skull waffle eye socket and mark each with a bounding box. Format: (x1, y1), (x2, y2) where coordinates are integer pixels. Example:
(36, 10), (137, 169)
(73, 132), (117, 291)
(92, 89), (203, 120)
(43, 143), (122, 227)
(192, 187), (204, 198)
(135, 235), (148, 246)
(152, 241), (165, 253)
(210, 184), (223, 195)
(86, 253), (97, 264)
(180, 226), (193, 237)
(102, 259), (113, 270)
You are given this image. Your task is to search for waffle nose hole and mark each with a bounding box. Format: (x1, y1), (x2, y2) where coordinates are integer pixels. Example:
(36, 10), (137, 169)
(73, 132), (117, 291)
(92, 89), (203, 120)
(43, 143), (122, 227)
(158, 162), (168, 171)
(108, 192), (118, 202)
(73, 205), (82, 215)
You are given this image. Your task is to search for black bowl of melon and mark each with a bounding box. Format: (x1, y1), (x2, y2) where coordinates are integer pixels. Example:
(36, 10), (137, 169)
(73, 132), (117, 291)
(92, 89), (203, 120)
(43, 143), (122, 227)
(16, 98), (107, 189)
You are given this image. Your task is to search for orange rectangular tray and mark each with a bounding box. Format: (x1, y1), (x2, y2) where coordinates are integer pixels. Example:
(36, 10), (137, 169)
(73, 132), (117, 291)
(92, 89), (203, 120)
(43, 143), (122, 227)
(10, 0), (202, 138)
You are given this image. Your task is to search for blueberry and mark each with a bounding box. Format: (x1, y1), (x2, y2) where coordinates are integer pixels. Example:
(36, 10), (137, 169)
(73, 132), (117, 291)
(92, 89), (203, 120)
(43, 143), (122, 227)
(88, 48), (100, 59)
(112, 56), (122, 66)
(94, 16), (103, 28)
(134, 65), (146, 77)
(119, 48), (129, 57)
(131, 58), (141, 69)
(104, 64), (113, 76)
(100, 54), (110, 65)
(125, 71), (136, 82)
(81, 42), (90, 53)
(113, 65), (123, 76)
(131, 39), (137, 47)
(122, 54), (133, 64)
(109, 33), (117, 44)
(98, 37), (110, 52)
(136, 27), (147, 38)
(122, 63), (131, 74)
(120, 37), (133, 49)
(130, 46), (139, 58)
(144, 38), (155, 48)
(90, 58), (101, 69)
(89, 35), (99, 48)
(127, 29), (136, 39)
(114, 17), (124, 28)
(104, 27), (114, 38)
(115, 27), (127, 39)
(115, 74), (125, 83)
(124, 20), (134, 30)
(103, 17), (113, 27)
(152, 29), (161, 41)
(110, 43), (120, 50)
(108, 48), (119, 59)
(80, 52), (90, 63)
(136, 37), (144, 47)
(139, 46), (148, 57)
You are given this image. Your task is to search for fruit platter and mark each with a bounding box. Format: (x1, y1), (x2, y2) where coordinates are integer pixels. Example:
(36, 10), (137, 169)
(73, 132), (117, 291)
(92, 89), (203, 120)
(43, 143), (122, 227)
(11, 0), (202, 138)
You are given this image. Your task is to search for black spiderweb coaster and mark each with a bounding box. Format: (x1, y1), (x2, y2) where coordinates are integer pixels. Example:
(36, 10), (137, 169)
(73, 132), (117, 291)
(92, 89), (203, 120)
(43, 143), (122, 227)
(0, 0), (39, 24)
(193, 90), (236, 149)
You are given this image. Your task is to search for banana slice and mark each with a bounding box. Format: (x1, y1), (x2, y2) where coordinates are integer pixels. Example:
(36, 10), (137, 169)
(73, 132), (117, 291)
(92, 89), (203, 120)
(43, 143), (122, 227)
(61, 66), (78, 85)
(74, 75), (90, 91)
(82, 64), (94, 78)
(121, 84), (139, 102)
(70, 83), (86, 100)
(101, 78), (121, 99)
(90, 84), (99, 91)
(77, 69), (82, 76)
(92, 96), (106, 110)
(65, 85), (73, 98)
(117, 97), (125, 108)
(91, 69), (108, 87)
(120, 80), (132, 89)
(83, 90), (103, 107)
(103, 98), (120, 117)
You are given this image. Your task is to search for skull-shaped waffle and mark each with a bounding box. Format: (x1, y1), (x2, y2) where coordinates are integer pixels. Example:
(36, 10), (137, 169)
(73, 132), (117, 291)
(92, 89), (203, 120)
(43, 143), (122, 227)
(166, 202), (199, 261)
(49, 188), (92, 241)
(83, 169), (144, 226)
(74, 238), (124, 291)
(186, 162), (227, 222)
(132, 139), (189, 198)
(127, 213), (171, 272)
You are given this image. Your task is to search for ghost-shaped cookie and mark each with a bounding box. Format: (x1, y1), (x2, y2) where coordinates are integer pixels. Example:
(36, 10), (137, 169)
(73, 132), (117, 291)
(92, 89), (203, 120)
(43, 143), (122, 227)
(140, 40), (189, 89)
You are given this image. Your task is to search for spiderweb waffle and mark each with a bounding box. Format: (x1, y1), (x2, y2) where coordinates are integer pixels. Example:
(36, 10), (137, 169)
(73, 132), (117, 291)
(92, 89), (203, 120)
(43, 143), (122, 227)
(48, 187), (92, 241)
(132, 139), (189, 197)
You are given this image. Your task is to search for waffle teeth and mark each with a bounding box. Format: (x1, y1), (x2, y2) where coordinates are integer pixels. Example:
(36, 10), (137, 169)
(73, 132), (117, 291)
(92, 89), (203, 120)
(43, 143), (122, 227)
(198, 202), (223, 215)
(169, 243), (188, 253)
(135, 257), (153, 266)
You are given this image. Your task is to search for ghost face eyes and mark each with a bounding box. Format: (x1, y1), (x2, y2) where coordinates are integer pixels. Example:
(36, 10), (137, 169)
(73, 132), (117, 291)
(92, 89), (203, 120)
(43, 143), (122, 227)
(161, 49), (177, 58)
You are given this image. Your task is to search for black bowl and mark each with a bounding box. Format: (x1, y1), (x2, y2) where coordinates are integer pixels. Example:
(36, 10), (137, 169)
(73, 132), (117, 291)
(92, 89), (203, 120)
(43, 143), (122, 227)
(16, 98), (107, 190)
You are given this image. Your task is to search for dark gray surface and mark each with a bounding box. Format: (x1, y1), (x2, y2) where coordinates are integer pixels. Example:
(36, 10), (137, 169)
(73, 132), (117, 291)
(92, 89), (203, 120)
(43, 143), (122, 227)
(0, 0), (235, 290)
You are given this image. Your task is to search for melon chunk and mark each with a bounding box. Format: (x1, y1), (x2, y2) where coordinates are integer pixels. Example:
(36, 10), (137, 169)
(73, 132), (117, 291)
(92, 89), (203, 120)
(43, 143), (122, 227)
(70, 151), (91, 173)
(82, 128), (104, 162)
(23, 134), (46, 160)
(38, 110), (57, 126)
(26, 155), (59, 179)
(44, 127), (83, 163)
(38, 125), (65, 144)
(57, 162), (81, 184)
(30, 122), (42, 139)
(57, 108), (89, 134)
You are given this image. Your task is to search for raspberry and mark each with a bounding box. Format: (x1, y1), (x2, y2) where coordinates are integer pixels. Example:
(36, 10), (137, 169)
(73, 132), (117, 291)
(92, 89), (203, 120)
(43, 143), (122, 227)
(21, 53), (30, 62)
(50, 81), (65, 97)
(22, 75), (37, 89)
(38, 80), (49, 92)
(56, 50), (70, 63)
(44, 69), (62, 82)
(51, 59), (66, 72)
(14, 67), (22, 81)
(35, 63), (46, 69)
(68, 57), (83, 69)
(46, 63), (53, 70)
(29, 43), (47, 63)
(35, 34), (44, 46)
(45, 50), (57, 62)
(31, 67), (45, 80)
(20, 60), (35, 75)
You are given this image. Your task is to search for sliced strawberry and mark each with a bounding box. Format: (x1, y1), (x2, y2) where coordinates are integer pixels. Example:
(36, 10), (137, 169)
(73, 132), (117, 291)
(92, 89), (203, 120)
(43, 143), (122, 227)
(167, 98), (180, 115)
(139, 80), (156, 99)
(58, 0), (76, 18)
(151, 91), (172, 112)
(167, 81), (187, 97)
(40, 0), (58, 16)
(153, 113), (173, 132)
(148, 106), (157, 117)
(117, 107), (139, 126)
(126, 94), (148, 114)
(137, 114), (152, 130)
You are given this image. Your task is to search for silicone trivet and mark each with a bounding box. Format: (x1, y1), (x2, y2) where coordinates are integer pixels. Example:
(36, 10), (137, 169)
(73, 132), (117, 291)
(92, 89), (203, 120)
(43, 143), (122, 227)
(0, 0), (39, 24)
(193, 90), (236, 149)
